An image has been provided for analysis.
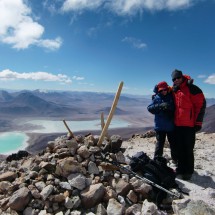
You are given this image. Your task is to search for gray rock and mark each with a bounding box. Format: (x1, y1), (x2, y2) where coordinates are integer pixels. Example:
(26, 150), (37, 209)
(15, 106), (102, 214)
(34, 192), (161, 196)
(55, 157), (82, 177)
(55, 212), (64, 215)
(0, 171), (17, 182)
(23, 207), (37, 215)
(107, 198), (124, 215)
(68, 173), (87, 190)
(96, 203), (107, 215)
(29, 171), (39, 179)
(88, 161), (100, 175)
(35, 181), (46, 191)
(127, 190), (138, 203)
(70, 196), (81, 209)
(125, 204), (142, 215)
(64, 196), (74, 209)
(66, 139), (78, 155)
(114, 178), (133, 196)
(8, 187), (32, 211)
(81, 183), (105, 209)
(40, 184), (54, 200)
(0, 181), (12, 194)
(70, 211), (82, 215)
(89, 146), (101, 154)
(141, 199), (158, 215)
(51, 193), (65, 203)
(115, 151), (126, 164)
(29, 199), (45, 209)
(173, 199), (215, 215)
(77, 145), (91, 159)
(59, 181), (72, 190)
(39, 161), (56, 173)
(30, 189), (41, 199)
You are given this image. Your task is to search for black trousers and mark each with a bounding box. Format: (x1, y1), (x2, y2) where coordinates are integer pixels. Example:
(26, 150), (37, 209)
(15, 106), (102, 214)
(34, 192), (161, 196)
(175, 126), (196, 174)
(154, 130), (177, 160)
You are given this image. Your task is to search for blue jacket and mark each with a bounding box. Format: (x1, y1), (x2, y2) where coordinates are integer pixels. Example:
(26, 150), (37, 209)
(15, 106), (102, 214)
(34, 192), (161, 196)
(147, 92), (175, 132)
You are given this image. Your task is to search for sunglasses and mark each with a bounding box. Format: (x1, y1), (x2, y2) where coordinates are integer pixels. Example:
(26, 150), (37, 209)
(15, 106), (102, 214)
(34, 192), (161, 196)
(159, 89), (168, 93)
(172, 77), (182, 82)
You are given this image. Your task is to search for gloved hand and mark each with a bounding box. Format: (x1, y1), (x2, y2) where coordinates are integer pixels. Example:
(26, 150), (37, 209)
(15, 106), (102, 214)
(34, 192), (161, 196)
(194, 125), (202, 132)
(160, 102), (169, 110)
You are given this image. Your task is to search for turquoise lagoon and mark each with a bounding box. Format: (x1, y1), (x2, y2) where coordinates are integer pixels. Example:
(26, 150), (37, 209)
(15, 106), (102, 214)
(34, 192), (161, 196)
(0, 119), (130, 154)
(0, 132), (28, 154)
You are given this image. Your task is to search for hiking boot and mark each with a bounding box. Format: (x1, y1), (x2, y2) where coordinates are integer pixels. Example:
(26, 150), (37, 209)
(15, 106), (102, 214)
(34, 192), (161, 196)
(182, 174), (192, 181)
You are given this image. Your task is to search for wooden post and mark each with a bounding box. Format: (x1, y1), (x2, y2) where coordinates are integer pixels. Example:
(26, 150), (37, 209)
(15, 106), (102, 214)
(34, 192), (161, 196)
(101, 112), (105, 129)
(101, 112), (109, 139)
(97, 81), (124, 146)
(63, 119), (74, 138)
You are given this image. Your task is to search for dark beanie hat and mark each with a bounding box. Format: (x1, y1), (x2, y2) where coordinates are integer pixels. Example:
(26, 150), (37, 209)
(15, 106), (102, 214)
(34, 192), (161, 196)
(171, 69), (183, 79)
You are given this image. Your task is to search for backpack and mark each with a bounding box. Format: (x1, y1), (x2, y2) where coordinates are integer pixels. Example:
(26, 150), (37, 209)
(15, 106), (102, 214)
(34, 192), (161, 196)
(129, 152), (178, 206)
(129, 151), (150, 172)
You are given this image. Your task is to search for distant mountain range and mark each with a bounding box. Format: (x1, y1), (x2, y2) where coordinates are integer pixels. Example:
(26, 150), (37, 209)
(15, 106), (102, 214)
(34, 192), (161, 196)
(0, 89), (214, 133)
(201, 104), (215, 133)
(0, 90), (150, 118)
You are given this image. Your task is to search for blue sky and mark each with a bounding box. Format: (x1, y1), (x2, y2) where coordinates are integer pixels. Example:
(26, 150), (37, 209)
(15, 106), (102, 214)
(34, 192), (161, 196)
(0, 0), (215, 98)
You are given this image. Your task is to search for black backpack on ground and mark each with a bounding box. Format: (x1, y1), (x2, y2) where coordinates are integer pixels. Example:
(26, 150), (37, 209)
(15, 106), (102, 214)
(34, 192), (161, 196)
(129, 152), (178, 206)
(129, 151), (150, 172)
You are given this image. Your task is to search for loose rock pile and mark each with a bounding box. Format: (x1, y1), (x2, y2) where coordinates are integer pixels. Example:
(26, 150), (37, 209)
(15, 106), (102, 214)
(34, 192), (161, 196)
(0, 133), (215, 215)
(0, 134), (167, 215)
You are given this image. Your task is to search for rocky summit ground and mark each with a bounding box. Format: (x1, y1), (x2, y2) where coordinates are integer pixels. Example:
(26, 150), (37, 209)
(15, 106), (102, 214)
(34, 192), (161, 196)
(122, 132), (215, 212)
(0, 131), (215, 215)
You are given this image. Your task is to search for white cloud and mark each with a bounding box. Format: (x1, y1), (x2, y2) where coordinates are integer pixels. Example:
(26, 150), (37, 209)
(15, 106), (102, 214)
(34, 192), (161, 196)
(0, 0), (62, 50)
(204, 74), (215, 85)
(72, 76), (85, 80)
(61, 0), (104, 12)
(122, 37), (147, 49)
(166, 0), (192, 10)
(36, 37), (63, 51)
(0, 69), (72, 84)
(61, 0), (193, 15)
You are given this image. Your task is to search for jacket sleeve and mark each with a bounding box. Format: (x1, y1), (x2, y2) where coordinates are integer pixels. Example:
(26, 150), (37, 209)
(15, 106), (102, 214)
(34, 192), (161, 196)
(189, 85), (206, 126)
(147, 98), (161, 114)
(166, 93), (175, 112)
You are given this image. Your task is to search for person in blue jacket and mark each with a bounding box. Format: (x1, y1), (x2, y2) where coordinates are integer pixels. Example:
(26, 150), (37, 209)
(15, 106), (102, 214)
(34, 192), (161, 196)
(147, 81), (177, 161)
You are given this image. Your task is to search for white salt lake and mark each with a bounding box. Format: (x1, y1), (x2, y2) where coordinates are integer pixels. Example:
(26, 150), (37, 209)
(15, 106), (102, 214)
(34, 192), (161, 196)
(24, 119), (131, 133)
(0, 119), (131, 154)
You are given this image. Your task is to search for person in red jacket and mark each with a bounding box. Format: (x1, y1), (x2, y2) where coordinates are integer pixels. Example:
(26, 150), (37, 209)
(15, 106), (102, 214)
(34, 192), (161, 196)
(171, 69), (206, 180)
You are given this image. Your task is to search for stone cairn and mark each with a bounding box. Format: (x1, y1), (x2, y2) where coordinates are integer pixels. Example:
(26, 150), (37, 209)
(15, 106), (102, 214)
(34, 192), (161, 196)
(1, 133), (215, 215)
(0, 133), (168, 215)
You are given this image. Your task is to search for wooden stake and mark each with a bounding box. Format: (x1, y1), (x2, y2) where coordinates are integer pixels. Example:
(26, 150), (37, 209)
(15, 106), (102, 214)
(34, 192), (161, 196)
(63, 119), (74, 138)
(97, 81), (124, 146)
(101, 112), (105, 129)
(101, 112), (109, 139)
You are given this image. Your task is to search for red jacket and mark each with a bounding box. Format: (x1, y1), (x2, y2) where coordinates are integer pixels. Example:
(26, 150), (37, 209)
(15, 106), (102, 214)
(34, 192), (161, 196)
(172, 75), (206, 127)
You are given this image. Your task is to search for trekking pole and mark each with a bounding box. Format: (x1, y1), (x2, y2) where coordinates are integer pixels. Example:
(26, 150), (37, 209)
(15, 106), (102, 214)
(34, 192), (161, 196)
(127, 155), (188, 197)
(101, 153), (181, 199)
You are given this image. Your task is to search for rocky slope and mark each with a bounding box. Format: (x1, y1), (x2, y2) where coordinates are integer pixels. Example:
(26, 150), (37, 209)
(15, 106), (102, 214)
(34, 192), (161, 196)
(0, 131), (215, 215)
